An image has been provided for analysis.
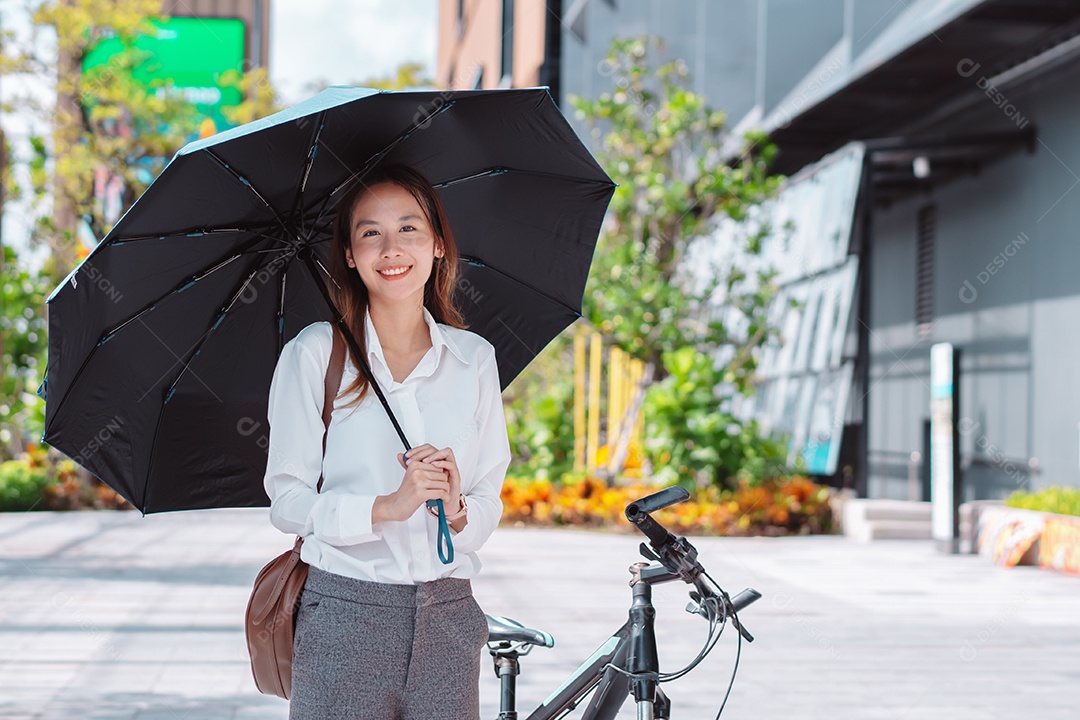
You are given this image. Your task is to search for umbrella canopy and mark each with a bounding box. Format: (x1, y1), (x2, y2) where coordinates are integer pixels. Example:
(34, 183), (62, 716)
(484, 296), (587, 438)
(38, 86), (614, 513)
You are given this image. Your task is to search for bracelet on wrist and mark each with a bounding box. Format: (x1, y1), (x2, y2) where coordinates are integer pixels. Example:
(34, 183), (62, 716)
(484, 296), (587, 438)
(428, 494), (467, 521)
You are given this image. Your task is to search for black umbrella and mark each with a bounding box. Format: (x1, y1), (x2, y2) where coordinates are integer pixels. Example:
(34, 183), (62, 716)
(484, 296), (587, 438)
(38, 86), (615, 513)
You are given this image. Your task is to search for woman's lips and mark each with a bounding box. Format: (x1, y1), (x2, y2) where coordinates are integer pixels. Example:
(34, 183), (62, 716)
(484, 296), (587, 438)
(378, 265), (412, 280)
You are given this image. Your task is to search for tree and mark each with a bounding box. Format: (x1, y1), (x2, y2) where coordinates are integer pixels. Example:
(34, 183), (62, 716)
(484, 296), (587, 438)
(299, 62), (436, 97)
(357, 62), (434, 90)
(0, 243), (49, 460)
(0, 1), (286, 458)
(570, 37), (786, 488)
(4, 1), (287, 286)
(219, 65), (286, 127)
(4, 0), (201, 283)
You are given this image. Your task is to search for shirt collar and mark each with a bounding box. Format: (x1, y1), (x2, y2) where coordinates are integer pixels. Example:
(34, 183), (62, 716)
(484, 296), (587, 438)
(362, 305), (469, 382)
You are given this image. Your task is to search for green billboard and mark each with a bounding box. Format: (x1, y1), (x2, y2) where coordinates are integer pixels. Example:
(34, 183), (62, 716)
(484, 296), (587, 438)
(82, 16), (247, 138)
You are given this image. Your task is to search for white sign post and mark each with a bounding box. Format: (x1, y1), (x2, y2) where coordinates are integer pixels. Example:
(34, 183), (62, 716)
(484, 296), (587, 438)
(930, 343), (961, 553)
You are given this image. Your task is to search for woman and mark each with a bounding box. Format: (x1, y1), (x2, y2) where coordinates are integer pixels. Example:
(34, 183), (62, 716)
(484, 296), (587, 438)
(262, 164), (511, 719)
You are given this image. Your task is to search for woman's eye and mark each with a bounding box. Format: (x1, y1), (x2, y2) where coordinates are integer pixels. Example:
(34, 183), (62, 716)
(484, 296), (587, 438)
(400, 225), (415, 232)
(361, 229), (379, 237)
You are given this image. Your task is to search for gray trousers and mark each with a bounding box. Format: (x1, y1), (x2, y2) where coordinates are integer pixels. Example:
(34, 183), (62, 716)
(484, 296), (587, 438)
(290, 565), (490, 720)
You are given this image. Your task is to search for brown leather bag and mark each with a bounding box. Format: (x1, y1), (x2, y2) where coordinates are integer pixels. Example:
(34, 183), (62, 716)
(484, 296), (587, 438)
(245, 325), (345, 699)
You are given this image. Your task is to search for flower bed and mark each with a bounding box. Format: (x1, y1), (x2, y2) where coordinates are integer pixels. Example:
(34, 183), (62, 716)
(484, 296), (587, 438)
(967, 486), (1080, 575)
(0, 446), (131, 511)
(500, 475), (833, 536)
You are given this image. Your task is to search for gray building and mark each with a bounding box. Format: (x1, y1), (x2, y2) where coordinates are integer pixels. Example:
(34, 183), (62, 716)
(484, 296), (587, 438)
(554, 0), (1080, 499)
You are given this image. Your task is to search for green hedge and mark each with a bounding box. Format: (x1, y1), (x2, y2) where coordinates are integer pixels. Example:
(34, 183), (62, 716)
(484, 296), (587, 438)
(0, 460), (50, 511)
(1005, 486), (1080, 518)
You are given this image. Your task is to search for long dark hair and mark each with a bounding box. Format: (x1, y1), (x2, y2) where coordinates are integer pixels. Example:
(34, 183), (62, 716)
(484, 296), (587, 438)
(327, 164), (469, 408)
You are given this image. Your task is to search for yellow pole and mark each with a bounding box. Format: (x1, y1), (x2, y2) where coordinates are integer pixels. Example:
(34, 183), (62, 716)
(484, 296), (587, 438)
(587, 332), (602, 474)
(632, 359), (645, 448)
(573, 329), (586, 472)
(607, 347), (623, 454)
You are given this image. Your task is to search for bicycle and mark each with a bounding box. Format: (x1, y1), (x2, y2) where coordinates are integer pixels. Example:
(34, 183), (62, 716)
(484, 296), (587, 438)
(482, 485), (762, 720)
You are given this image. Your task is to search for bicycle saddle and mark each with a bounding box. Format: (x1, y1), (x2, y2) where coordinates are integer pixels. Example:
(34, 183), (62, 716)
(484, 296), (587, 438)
(485, 614), (555, 647)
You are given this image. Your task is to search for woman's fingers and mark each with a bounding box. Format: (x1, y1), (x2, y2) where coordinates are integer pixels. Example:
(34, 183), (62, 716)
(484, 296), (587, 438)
(404, 444), (439, 463)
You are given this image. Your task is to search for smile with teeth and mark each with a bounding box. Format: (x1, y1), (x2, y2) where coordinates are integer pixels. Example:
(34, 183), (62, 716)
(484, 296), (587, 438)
(378, 265), (412, 277)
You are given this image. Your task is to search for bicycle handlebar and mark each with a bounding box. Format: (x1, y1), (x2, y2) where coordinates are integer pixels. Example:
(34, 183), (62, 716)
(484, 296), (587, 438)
(625, 486), (761, 638)
(626, 485), (690, 516)
(625, 486), (689, 550)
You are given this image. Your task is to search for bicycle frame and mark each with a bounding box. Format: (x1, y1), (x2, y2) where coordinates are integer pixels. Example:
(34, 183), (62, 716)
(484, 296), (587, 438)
(491, 562), (679, 720)
(490, 486), (759, 719)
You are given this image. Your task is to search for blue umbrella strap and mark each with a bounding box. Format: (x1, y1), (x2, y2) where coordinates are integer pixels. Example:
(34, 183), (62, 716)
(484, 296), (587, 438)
(427, 498), (454, 564)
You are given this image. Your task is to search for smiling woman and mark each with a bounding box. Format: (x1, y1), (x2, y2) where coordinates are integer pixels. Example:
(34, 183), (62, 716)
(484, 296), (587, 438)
(262, 163), (510, 719)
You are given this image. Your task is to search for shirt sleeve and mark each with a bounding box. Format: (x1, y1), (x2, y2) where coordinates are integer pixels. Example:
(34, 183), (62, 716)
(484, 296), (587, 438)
(448, 345), (510, 554)
(263, 330), (381, 546)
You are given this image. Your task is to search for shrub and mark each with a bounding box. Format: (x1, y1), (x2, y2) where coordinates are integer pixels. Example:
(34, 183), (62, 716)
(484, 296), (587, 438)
(0, 447), (131, 512)
(1006, 486), (1080, 518)
(0, 459), (50, 511)
(643, 347), (790, 490)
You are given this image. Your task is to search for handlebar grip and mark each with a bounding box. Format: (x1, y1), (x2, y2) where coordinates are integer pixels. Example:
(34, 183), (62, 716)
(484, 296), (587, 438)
(626, 486), (690, 516)
(628, 512), (672, 547)
(730, 588), (761, 613)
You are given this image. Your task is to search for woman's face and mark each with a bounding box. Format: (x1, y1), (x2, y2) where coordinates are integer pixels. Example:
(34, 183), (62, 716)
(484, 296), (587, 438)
(344, 181), (443, 304)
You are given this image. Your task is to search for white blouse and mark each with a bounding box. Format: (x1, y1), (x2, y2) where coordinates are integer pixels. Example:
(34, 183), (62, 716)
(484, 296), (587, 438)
(262, 305), (511, 585)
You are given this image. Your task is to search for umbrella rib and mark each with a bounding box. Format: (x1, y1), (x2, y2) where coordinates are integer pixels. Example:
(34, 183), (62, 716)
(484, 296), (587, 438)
(105, 224), (283, 247)
(290, 110), (328, 238)
(141, 236), (300, 512)
(203, 149), (292, 237)
(301, 99), (458, 236)
(297, 164), (615, 234)
(92, 234), (284, 346)
(457, 254), (584, 318)
(432, 166), (617, 189)
(39, 231), (286, 508)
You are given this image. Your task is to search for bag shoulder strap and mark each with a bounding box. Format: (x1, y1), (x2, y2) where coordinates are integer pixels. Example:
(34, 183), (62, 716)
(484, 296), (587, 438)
(316, 325), (346, 493)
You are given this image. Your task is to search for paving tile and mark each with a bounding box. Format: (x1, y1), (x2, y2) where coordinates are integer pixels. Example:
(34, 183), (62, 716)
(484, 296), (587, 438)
(1, 510), (1079, 719)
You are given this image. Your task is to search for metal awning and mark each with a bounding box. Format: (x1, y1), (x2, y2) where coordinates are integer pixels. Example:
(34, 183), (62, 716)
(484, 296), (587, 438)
(768, 0), (1080, 176)
(865, 128), (1035, 206)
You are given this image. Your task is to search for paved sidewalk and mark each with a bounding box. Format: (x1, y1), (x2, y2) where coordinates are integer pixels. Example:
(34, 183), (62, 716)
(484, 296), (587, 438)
(0, 509), (1077, 719)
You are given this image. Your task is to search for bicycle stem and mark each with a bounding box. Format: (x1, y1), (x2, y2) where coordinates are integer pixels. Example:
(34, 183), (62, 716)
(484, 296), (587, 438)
(627, 564), (660, 713)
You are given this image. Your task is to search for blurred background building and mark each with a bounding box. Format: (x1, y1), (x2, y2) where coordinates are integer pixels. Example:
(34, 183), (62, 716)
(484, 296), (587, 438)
(439, 0), (1080, 501)
(161, 0), (270, 70)
(79, 1), (271, 242)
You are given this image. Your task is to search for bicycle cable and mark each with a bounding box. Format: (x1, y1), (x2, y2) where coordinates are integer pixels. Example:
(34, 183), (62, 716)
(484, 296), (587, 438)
(600, 603), (725, 686)
(707, 571), (743, 719)
(657, 597), (726, 682)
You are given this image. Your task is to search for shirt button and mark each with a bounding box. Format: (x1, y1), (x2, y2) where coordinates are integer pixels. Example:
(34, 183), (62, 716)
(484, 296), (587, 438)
(417, 550), (426, 559)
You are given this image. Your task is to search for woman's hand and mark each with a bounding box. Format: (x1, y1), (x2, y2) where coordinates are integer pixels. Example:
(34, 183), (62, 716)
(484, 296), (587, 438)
(373, 453), (450, 523)
(394, 444), (464, 529)
(399, 444), (461, 502)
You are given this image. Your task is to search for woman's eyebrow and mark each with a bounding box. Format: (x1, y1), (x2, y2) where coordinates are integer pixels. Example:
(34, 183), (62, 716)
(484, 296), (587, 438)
(354, 213), (423, 228)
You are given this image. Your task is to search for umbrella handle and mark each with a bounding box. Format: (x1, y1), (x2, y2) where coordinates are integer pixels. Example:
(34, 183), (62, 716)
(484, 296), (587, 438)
(427, 499), (454, 564)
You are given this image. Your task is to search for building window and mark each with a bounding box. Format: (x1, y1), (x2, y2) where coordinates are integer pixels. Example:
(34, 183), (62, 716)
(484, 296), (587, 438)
(501, 0), (514, 84)
(915, 204), (936, 338)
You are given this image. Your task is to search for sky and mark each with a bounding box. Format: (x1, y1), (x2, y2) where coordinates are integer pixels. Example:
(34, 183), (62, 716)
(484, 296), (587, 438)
(269, 0), (439, 104)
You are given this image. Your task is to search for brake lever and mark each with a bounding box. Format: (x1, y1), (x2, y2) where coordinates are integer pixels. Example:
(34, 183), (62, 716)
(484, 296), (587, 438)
(723, 589), (761, 643)
(729, 612), (755, 643)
